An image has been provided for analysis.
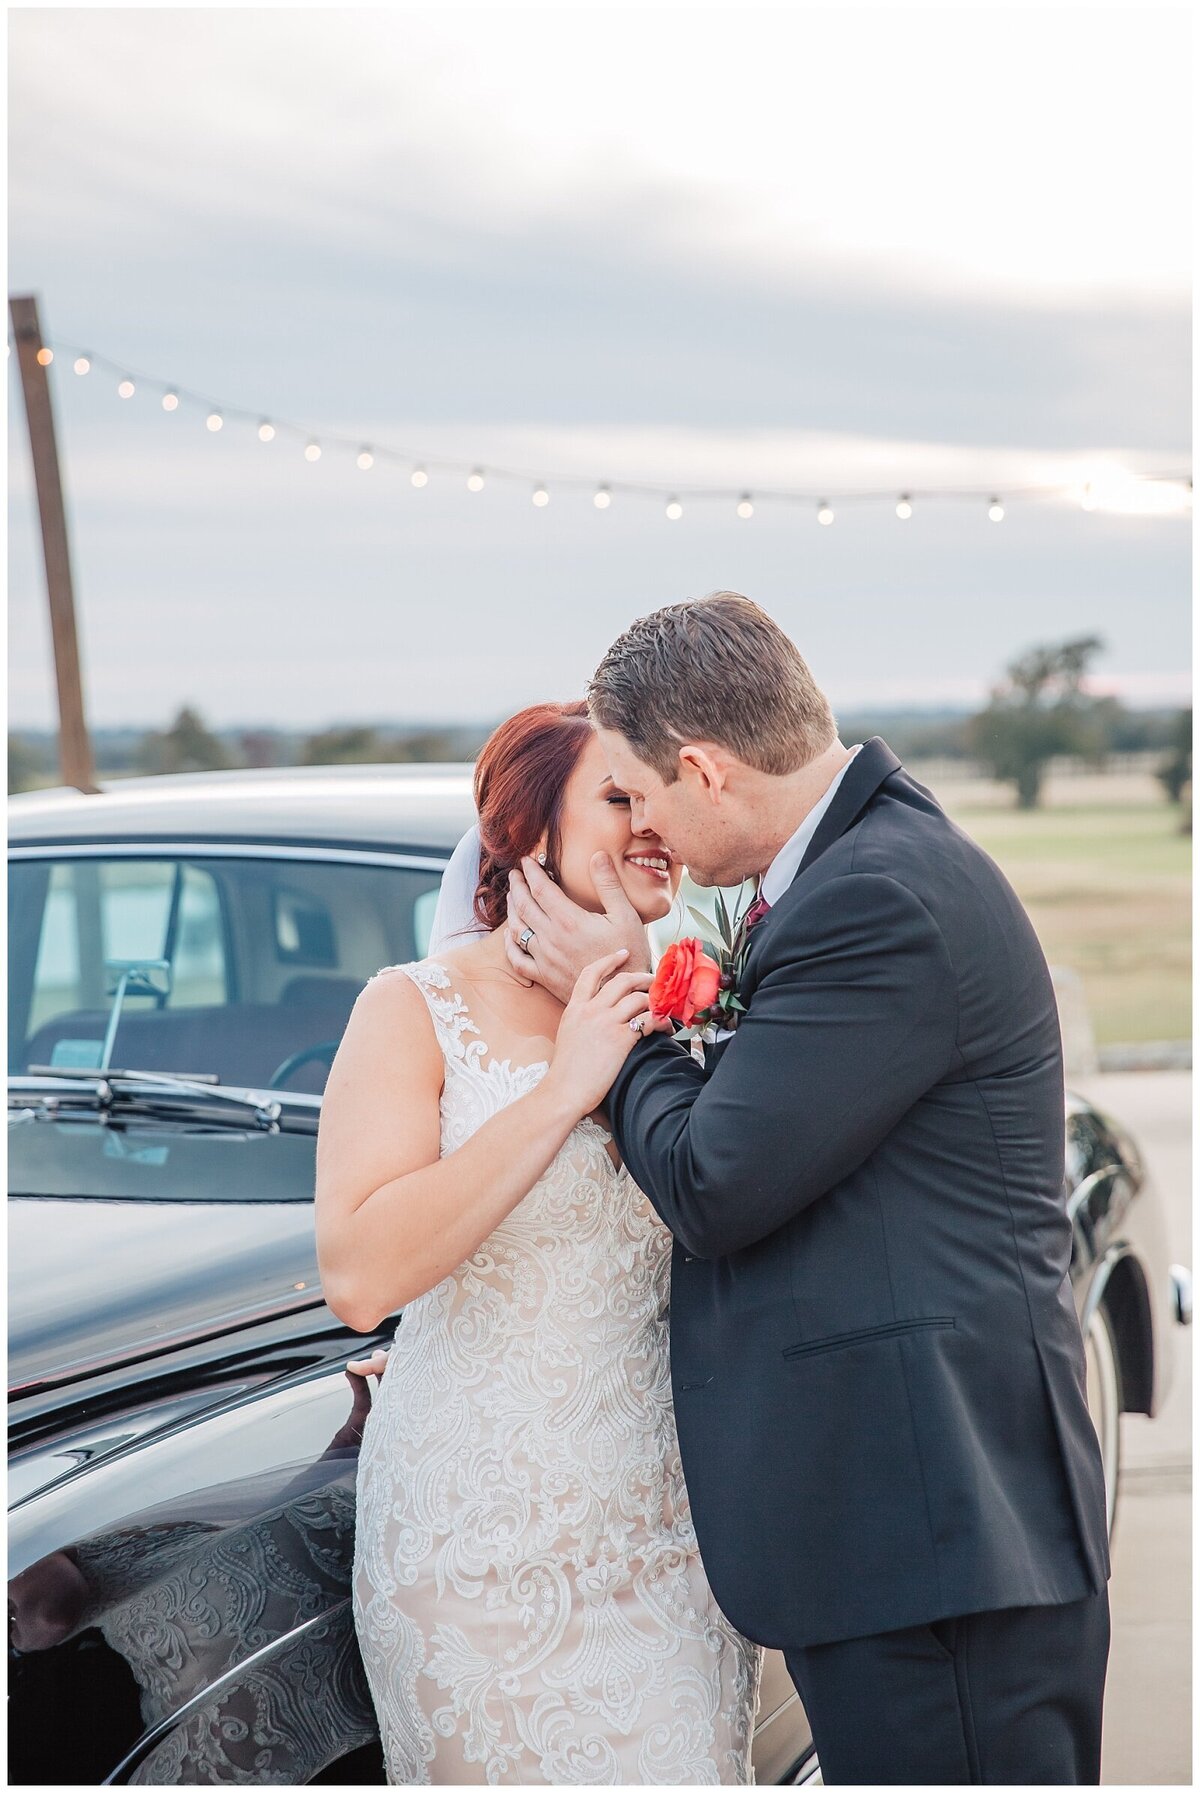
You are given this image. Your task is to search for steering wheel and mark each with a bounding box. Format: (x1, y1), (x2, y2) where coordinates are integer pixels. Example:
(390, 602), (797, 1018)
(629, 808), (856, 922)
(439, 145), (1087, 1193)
(266, 1040), (339, 1089)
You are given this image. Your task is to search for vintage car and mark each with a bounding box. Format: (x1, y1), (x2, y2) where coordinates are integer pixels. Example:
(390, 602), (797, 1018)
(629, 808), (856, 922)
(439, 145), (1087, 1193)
(7, 765), (1188, 1785)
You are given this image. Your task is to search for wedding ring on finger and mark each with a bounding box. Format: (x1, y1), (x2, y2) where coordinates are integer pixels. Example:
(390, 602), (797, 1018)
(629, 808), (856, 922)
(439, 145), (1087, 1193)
(629, 1015), (645, 1035)
(518, 926), (535, 952)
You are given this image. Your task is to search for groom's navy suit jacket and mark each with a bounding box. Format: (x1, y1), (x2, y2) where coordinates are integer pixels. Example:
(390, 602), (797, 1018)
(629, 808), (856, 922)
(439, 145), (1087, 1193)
(608, 737), (1110, 1650)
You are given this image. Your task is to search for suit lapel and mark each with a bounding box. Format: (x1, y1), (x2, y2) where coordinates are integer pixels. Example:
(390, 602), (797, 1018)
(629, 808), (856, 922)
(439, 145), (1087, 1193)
(739, 736), (902, 982)
(795, 735), (901, 881)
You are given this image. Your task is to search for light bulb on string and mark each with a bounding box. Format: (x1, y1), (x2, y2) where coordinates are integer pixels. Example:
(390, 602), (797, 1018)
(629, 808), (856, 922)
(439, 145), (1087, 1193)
(736, 495), (754, 519)
(466, 468), (485, 492)
(206, 412), (223, 433)
(118, 378), (135, 399)
(896, 495), (913, 520)
(532, 485), (550, 507)
(304, 441), (321, 462)
(258, 421), (275, 442)
(665, 498), (683, 521)
(594, 485), (612, 509)
(987, 497), (1005, 523)
(411, 467), (428, 488)
(357, 448), (374, 470)
(817, 500), (834, 526)
(162, 391), (179, 412)
(73, 355), (91, 376)
(36, 348), (53, 366)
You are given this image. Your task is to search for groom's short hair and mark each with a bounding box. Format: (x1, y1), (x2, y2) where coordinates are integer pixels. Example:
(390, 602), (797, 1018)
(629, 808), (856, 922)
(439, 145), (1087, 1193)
(587, 592), (837, 783)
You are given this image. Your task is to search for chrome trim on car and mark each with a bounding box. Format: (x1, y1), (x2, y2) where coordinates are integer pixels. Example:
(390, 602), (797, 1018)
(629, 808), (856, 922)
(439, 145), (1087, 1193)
(8, 841), (450, 871)
(1079, 1245), (1124, 1329)
(8, 1288), (332, 1405)
(1066, 1163), (1122, 1225)
(1170, 1264), (1192, 1326)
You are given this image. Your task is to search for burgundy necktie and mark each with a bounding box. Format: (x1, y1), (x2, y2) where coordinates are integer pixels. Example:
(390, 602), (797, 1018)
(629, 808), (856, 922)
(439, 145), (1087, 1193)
(743, 892), (771, 932)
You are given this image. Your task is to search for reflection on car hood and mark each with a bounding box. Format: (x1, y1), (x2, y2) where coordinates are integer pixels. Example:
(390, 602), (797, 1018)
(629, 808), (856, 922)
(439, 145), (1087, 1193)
(8, 1196), (325, 1401)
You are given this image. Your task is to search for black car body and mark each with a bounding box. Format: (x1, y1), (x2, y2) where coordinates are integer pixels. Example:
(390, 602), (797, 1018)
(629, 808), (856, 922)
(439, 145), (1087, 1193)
(7, 766), (1187, 1785)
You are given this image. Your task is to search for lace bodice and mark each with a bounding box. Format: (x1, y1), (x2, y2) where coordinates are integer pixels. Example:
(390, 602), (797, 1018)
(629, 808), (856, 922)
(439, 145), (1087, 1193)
(351, 958), (761, 1784)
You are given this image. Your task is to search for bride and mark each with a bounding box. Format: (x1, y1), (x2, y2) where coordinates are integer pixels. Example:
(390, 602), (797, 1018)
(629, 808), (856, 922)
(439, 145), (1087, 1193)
(315, 699), (763, 1785)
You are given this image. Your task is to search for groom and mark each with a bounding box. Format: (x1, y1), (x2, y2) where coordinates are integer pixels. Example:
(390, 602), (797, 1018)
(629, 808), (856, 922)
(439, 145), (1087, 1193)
(506, 593), (1111, 1785)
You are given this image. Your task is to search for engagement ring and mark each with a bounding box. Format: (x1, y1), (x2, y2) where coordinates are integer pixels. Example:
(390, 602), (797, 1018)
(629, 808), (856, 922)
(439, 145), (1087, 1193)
(630, 1016), (645, 1035)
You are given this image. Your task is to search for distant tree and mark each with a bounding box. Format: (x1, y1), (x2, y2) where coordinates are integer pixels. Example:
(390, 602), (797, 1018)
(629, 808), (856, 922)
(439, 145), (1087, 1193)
(238, 729), (281, 768)
(1156, 708), (1192, 834)
(968, 635), (1105, 809)
(136, 706), (236, 775)
(299, 725), (387, 766)
(8, 733), (53, 794)
(389, 728), (476, 763)
(1068, 693), (1125, 770)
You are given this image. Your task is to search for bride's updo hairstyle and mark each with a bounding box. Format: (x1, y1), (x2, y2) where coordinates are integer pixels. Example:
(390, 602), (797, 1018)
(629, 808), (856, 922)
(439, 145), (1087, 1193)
(471, 700), (593, 931)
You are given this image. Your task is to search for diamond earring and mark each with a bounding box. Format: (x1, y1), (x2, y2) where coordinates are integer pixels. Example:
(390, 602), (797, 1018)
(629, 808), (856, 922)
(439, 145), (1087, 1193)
(537, 852), (547, 866)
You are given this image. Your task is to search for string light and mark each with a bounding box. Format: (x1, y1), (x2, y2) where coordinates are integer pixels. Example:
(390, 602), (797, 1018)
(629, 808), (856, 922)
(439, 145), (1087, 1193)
(48, 339), (1192, 526)
(357, 448), (374, 470)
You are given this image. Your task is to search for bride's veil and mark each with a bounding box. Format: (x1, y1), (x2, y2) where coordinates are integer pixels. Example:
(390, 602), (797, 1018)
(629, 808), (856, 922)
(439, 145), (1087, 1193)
(427, 823), (489, 955)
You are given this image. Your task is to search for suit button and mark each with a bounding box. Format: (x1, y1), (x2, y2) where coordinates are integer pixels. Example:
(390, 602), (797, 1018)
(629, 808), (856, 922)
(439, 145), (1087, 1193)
(683, 1255), (695, 1263)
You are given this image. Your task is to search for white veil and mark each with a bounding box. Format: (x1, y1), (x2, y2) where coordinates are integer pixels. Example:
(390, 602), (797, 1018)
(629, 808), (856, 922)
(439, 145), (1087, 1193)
(428, 823), (489, 955)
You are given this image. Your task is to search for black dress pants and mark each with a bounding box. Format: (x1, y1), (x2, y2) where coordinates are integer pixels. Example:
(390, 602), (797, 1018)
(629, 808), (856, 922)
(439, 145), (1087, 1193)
(782, 1587), (1111, 1785)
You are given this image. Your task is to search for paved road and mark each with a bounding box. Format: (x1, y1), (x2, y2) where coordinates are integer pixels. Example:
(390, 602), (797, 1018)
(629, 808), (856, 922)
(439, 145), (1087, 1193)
(1072, 1071), (1191, 1786)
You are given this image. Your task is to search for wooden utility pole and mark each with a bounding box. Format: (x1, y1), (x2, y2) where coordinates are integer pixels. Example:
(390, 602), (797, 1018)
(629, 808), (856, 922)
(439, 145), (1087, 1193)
(9, 293), (98, 793)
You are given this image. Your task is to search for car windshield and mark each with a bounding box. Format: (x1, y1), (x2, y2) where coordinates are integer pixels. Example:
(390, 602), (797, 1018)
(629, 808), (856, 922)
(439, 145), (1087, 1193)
(8, 853), (445, 1095)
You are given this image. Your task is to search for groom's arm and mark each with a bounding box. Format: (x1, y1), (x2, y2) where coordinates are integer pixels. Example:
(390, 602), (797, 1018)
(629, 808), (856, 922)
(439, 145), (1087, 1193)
(607, 872), (958, 1259)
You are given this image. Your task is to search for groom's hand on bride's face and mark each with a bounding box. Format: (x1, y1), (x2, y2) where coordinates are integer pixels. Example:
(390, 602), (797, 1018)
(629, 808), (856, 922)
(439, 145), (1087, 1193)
(505, 852), (652, 1003)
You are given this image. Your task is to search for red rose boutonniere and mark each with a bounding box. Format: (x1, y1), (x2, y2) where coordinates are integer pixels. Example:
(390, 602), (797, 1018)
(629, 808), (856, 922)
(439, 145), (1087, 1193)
(648, 884), (760, 1039)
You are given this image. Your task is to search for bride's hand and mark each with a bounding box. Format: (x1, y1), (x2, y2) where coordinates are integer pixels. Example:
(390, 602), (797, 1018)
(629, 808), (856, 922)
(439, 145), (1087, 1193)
(543, 950), (659, 1116)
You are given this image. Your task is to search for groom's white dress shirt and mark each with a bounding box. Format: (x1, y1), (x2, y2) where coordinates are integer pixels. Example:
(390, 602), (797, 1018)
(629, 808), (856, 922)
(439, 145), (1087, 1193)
(758, 743), (863, 906)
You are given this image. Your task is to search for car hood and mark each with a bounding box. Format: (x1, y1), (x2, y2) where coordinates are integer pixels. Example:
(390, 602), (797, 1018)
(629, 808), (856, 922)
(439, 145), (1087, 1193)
(8, 1196), (325, 1401)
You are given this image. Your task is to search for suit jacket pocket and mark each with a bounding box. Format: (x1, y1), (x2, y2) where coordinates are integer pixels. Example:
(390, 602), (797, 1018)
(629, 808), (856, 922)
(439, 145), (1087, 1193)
(781, 1316), (956, 1360)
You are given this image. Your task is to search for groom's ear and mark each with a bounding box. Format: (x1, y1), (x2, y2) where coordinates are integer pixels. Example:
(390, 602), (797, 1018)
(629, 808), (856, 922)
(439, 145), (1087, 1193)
(677, 743), (728, 802)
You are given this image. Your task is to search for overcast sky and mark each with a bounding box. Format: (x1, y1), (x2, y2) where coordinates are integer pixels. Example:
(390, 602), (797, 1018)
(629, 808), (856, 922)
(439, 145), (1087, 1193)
(8, 4), (1191, 730)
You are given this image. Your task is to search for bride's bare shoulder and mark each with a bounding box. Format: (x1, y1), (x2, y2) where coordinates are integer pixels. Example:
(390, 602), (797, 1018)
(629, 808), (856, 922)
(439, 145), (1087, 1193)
(341, 961), (441, 1061)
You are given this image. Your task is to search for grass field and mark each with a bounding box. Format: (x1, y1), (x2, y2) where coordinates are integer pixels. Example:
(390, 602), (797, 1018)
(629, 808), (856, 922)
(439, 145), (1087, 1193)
(915, 768), (1192, 1047)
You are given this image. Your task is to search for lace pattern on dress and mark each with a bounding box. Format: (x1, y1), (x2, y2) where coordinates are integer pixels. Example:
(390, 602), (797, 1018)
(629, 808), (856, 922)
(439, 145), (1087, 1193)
(351, 958), (762, 1785)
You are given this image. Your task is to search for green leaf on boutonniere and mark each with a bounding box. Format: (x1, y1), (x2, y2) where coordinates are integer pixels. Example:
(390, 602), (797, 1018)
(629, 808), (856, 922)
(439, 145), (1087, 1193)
(714, 887), (733, 947)
(687, 906), (726, 949)
(728, 996), (748, 1012)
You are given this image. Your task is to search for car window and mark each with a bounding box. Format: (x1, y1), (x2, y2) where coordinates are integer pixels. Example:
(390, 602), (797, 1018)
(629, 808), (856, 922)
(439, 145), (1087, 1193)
(9, 855), (444, 1092)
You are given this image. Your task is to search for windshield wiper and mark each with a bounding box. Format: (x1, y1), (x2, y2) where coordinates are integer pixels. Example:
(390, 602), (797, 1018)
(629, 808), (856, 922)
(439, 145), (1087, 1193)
(16, 1067), (290, 1132)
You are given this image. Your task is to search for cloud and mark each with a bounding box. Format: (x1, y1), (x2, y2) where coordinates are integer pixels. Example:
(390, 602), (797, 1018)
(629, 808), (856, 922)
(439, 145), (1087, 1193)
(8, 6), (1189, 731)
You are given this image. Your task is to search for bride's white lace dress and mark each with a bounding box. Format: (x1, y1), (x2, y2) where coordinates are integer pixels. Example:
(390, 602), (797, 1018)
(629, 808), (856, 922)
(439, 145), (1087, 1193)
(351, 959), (762, 1784)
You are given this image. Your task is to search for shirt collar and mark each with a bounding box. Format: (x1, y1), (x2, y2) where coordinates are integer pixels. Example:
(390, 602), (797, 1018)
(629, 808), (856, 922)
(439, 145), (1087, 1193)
(759, 744), (864, 907)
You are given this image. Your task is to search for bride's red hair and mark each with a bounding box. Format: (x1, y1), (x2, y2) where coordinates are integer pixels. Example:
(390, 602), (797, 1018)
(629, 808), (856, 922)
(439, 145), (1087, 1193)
(472, 701), (593, 931)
